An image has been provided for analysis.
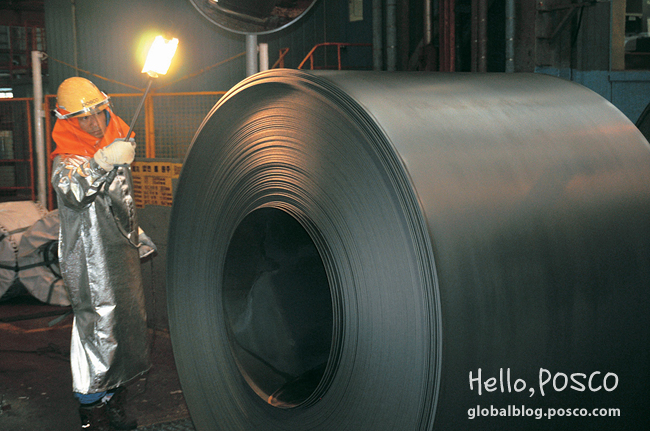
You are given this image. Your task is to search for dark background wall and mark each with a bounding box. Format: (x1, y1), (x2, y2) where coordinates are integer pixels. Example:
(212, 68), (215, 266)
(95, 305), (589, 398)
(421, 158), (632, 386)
(0, 1), (645, 121)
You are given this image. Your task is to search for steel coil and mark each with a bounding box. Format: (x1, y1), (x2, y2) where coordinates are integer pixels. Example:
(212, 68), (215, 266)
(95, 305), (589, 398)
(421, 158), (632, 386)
(167, 70), (650, 430)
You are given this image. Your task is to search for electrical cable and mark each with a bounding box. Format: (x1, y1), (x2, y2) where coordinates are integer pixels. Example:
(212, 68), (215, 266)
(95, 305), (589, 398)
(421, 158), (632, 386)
(167, 70), (650, 430)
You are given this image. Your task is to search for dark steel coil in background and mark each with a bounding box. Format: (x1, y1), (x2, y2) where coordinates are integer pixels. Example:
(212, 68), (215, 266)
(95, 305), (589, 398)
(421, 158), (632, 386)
(167, 70), (650, 430)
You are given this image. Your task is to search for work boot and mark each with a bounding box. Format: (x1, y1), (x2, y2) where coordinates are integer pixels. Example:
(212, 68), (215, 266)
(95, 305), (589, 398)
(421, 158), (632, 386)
(105, 387), (138, 430)
(79, 401), (111, 431)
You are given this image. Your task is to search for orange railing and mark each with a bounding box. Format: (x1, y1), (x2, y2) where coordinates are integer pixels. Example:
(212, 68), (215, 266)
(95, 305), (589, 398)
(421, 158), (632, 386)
(297, 43), (372, 70)
(272, 48), (291, 69)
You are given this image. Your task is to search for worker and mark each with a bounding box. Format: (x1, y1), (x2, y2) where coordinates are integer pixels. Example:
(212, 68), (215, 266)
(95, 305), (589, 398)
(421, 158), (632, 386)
(50, 77), (155, 431)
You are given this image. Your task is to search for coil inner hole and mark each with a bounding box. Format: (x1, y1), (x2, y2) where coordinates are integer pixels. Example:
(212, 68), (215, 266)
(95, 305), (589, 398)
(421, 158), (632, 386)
(222, 207), (333, 408)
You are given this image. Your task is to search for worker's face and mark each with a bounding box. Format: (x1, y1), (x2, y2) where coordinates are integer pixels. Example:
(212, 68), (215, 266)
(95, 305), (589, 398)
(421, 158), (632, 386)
(77, 111), (107, 138)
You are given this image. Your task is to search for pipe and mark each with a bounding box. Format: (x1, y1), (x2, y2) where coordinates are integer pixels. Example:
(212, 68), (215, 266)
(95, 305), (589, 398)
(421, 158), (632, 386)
(439, 0), (456, 71)
(259, 43), (269, 72)
(505, 0), (515, 72)
(245, 34), (258, 76)
(477, 0), (487, 71)
(71, 0), (78, 74)
(373, 0), (383, 71)
(424, 0), (432, 46)
(399, 0), (410, 70)
(439, 0), (447, 70)
(386, 0), (397, 71)
(471, 0), (478, 71)
(31, 51), (46, 208)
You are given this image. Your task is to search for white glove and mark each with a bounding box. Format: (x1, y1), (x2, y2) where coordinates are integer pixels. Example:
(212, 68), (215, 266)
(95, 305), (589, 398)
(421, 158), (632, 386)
(94, 138), (136, 171)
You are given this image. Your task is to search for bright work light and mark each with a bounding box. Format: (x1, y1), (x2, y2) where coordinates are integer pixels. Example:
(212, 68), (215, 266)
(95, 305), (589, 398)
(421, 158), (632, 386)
(142, 36), (179, 78)
(119, 35), (180, 145)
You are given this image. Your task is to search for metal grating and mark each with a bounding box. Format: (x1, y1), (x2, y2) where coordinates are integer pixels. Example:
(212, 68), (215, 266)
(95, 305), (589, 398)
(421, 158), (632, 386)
(152, 93), (224, 159)
(45, 92), (224, 160)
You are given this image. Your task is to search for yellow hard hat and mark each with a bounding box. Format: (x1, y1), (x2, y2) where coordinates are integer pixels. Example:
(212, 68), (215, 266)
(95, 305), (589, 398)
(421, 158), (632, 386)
(55, 77), (110, 119)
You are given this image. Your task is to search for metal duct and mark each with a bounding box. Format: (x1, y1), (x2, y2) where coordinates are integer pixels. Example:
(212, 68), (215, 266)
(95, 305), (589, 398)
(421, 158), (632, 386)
(425, 0), (432, 46)
(373, 0), (383, 71)
(471, 0), (478, 71)
(167, 70), (650, 431)
(259, 42), (269, 72)
(246, 34), (258, 76)
(71, 0), (78, 73)
(505, 0), (515, 72)
(31, 51), (46, 207)
(478, 0), (487, 71)
(386, 0), (397, 71)
(439, 0), (456, 71)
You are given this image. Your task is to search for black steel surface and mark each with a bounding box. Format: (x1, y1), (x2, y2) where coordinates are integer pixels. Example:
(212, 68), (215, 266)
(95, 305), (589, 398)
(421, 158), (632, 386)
(167, 70), (650, 430)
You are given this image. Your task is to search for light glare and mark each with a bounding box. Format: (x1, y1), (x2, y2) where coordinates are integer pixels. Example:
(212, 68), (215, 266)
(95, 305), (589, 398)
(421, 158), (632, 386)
(142, 36), (179, 77)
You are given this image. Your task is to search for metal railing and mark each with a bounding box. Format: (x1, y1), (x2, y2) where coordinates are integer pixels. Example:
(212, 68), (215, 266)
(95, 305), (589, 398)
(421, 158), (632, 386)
(297, 43), (372, 70)
(42, 91), (225, 209)
(272, 48), (290, 69)
(2, 42), (373, 208)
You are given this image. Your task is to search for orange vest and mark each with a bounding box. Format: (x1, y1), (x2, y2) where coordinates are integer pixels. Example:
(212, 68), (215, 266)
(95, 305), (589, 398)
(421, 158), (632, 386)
(51, 109), (134, 159)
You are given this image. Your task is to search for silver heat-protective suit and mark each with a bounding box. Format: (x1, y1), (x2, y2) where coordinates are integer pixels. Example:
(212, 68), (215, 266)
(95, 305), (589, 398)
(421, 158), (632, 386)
(52, 154), (154, 394)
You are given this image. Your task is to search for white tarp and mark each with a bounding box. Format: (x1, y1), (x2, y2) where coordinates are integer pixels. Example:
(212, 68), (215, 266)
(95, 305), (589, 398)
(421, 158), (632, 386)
(0, 201), (69, 305)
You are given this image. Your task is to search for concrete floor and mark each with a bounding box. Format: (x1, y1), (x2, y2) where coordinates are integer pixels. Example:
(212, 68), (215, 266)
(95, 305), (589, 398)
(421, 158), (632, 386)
(0, 294), (195, 431)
